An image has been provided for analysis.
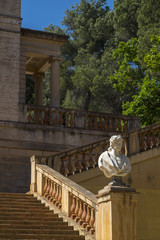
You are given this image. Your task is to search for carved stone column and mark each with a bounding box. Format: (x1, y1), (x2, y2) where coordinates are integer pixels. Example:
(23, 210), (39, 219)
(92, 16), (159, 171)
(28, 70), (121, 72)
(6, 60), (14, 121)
(34, 73), (44, 106)
(50, 57), (61, 107)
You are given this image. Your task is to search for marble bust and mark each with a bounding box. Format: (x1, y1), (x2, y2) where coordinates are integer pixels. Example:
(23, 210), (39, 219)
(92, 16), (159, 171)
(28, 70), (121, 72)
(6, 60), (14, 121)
(98, 135), (131, 185)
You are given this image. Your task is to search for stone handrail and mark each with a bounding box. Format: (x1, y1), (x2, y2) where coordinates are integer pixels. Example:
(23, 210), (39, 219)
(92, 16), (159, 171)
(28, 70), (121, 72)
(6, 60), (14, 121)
(19, 103), (140, 133)
(30, 156), (98, 237)
(36, 122), (160, 177)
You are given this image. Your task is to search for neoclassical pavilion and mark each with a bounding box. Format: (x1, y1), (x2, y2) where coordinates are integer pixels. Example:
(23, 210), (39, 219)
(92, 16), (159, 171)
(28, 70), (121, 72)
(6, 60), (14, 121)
(20, 28), (68, 107)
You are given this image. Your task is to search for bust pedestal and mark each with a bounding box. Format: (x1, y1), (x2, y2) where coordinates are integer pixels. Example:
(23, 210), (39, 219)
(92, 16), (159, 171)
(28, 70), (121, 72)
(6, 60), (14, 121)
(96, 185), (138, 240)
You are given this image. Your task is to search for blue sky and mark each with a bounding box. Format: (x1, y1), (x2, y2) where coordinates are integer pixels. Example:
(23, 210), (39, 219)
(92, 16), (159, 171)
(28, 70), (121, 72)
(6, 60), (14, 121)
(21, 0), (115, 31)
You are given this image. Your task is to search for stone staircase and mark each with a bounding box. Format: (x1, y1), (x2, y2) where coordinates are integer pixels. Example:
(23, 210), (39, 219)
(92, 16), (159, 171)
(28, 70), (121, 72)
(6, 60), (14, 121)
(0, 192), (85, 240)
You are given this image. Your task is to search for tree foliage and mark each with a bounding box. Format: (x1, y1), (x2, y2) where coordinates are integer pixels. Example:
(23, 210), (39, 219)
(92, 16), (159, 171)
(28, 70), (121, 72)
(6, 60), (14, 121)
(36, 0), (160, 126)
(111, 35), (160, 125)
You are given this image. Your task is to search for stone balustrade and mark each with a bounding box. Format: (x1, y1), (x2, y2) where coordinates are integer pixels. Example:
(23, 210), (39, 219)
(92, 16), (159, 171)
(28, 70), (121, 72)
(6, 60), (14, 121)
(140, 123), (160, 151)
(35, 123), (160, 177)
(36, 135), (128, 177)
(30, 156), (138, 240)
(31, 157), (98, 237)
(19, 103), (140, 132)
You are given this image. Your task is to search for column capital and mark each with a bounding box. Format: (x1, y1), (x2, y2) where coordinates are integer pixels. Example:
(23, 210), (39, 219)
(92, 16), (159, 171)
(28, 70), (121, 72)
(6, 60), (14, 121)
(50, 56), (61, 63)
(33, 72), (45, 81)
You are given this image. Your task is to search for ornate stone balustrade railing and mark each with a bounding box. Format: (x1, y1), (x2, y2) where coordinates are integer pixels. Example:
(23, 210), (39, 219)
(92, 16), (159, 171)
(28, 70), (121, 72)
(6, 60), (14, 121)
(37, 135), (128, 177)
(139, 123), (160, 151)
(30, 156), (138, 240)
(30, 156), (98, 237)
(19, 103), (140, 133)
(36, 122), (160, 177)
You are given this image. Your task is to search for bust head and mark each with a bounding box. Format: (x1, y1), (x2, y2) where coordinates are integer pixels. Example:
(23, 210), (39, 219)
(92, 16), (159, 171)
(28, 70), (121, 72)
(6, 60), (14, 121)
(108, 135), (123, 152)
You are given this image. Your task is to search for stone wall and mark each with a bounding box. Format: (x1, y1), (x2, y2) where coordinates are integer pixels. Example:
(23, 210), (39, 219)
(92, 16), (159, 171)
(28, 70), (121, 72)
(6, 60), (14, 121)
(0, 121), (109, 193)
(0, 0), (21, 122)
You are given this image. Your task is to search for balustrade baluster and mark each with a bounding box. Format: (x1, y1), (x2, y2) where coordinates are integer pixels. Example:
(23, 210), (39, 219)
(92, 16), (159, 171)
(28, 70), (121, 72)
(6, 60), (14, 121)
(84, 114), (88, 129)
(81, 152), (89, 170)
(156, 130), (160, 146)
(39, 110), (43, 124)
(85, 206), (91, 231)
(43, 177), (48, 197)
(44, 177), (48, 198)
(60, 112), (64, 125)
(94, 115), (98, 130)
(89, 115), (93, 129)
(34, 109), (37, 123)
(89, 208), (95, 234)
(119, 119), (122, 132)
(109, 118), (112, 131)
(52, 183), (56, 204)
(75, 154), (83, 173)
(60, 159), (69, 177)
(82, 203), (87, 227)
(46, 179), (51, 200)
(44, 110), (48, 124)
(58, 187), (62, 209)
(48, 181), (53, 201)
(70, 112), (74, 127)
(70, 195), (76, 219)
(143, 134), (148, 150)
(75, 198), (79, 222)
(27, 109), (32, 123)
(49, 110), (53, 125)
(99, 116), (103, 130)
(150, 133), (154, 148)
(55, 184), (59, 206)
(65, 112), (69, 127)
(55, 111), (58, 125)
(123, 120), (127, 132)
(78, 200), (83, 224)
(114, 118), (117, 132)
(68, 156), (76, 175)
(104, 117), (108, 130)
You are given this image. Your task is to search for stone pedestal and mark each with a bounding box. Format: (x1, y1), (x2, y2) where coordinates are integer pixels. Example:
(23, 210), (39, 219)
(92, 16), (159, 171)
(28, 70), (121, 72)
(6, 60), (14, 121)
(96, 185), (138, 240)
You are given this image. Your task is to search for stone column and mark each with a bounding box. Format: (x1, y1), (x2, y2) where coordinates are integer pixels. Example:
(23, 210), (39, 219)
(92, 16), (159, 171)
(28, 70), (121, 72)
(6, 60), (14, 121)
(34, 73), (44, 106)
(96, 186), (138, 240)
(50, 57), (61, 107)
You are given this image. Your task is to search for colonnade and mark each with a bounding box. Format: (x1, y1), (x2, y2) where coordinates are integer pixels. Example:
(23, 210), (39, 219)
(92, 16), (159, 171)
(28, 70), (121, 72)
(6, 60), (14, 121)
(33, 57), (61, 107)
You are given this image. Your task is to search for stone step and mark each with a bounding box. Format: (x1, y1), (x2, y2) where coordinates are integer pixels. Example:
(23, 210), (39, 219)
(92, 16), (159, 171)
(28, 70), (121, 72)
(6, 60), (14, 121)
(0, 193), (35, 199)
(0, 235), (85, 240)
(0, 193), (33, 197)
(0, 200), (46, 206)
(0, 216), (63, 221)
(0, 224), (73, 230)
(0, 220), (67, 225)
(0, 209), (58, 217)
(0, 199), (43, 205)
(0, 206), (51, 211)
(0, 229), (79, 235)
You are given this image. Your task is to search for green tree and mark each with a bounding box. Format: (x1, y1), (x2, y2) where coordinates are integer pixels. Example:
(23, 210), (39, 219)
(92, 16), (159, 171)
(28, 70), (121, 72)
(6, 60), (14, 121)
(137, 0), (160, 64)
(113, 0), (141, 42)
(111, 35), (160, 125)
(62, 0), (119, 112)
